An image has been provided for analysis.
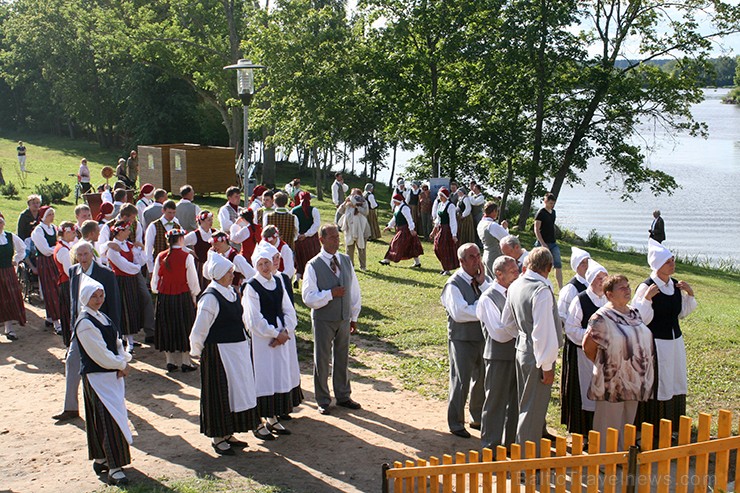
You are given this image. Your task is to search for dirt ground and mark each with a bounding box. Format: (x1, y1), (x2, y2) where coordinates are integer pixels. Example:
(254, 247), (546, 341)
(0, 303), (481, 493)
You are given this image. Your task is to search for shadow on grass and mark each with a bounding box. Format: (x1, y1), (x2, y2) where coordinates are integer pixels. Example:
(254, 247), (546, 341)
(363, 268), (440, 289)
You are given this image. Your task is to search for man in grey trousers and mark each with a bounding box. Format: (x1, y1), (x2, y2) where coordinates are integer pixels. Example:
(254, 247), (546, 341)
(302, 224), (362, 415)
(441, 243), (491, 438)
(476, 255), (520, 450)
(500, 247), (562, 451)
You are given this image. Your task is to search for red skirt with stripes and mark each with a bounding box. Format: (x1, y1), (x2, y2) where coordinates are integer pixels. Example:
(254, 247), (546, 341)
(384, 226), (424, 262)
(0, 266), (26, 325)
(294, 234), (321, 275)
(37, 254), (62, 320)
(434, 225), (459, 271)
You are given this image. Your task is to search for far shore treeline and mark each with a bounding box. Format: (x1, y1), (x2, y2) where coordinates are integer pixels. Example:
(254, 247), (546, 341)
(1, 0), (739, 225)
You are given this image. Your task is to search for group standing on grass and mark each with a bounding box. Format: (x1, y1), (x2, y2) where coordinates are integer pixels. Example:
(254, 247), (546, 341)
(1, 164), (696, 486)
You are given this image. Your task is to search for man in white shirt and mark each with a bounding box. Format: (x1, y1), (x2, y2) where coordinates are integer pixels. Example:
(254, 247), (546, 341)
(302, 224), (362, 416)
(144, 200), (182, 272)
(218, 186), (242, 232)
(500, 235), (529, 273)
(331, 173), (348, 225)
(440, 243), (491, 438)
(500, 247), (562, 451)
(175, 184), (201, 232)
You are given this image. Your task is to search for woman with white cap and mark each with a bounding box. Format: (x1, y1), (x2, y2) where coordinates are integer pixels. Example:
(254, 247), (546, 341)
(75, 274), (133, 486)
(431, 187), (458, 275)
(190, 252), (259, 455)
(209, 231), (255, 292)
(561, 259), (608, 436)
(151, 229), (201, 372)
(379, 193), (423, 269)
(631, 239), (697, 431)
(557, 246), (591, 320)
(244, 244), (299, 440)
(31, 205), (62, 333)
(184, 210), (217, 291)
(259, 225), (296, 280)
(0, 212), (26, 341)
(363, 183), (382, 240)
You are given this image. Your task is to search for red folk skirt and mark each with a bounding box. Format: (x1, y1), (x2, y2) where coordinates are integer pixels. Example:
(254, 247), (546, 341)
(37, 254), (62, 320)
(294, 234), (321, 275)
(0, 266), (26, 325)
(434, 225), (459, 271)
(384, 226), (424, 262)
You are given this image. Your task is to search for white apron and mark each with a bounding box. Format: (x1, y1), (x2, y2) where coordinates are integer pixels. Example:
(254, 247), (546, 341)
(217, 339), (257, 412)
(251, 324), (296, 397)
(654, 336), (688, 401)
(576, 347), (596, 412)
(88, 372), (133, 445)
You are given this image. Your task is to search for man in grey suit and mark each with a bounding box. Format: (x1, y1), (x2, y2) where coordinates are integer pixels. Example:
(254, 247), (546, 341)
(302, 224), (362, 415)
(441, 243), (491, 438)
(175, 184), (200, 232)
(500, 247), (562, 451)
(52, 240), (121, 422)
(476, 255), (520, 450)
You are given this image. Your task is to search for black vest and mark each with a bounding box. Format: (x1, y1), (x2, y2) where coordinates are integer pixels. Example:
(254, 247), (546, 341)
(281, 273), (294, 306)
(407, 190), (420, 206)
(77, 312), (119, 374)
(248, 276), (286, 328)
(568, 276), (588, 293)
(643, 277), (682, 340)
(203, 287), (247, 345)
(0, 233), (13, 269)
(577, 291), (600, 330)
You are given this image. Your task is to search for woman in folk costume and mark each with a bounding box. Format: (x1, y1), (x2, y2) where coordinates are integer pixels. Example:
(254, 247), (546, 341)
(96, 201), (115, 224)
(259, 225), (296, 280)
(230, 208), (261, 266)
(53, 221), (78, 346)
(632, 239), (697, 432)
(106, 220), (148, 353)
(558, 247), (591, 320)
(75, 275), (133, 486)
(379, 193), (423, 268)
(32, 206), (62, 333)
(0, 212), (27, 341)
(363, 183), (382, 240)
(151, 229), (201, 372)
(209, 231), (255, 292)
(291, 190), (321, 286)
(430, 187), (459, 275)
(244, 245), (300, 440)
(339, 188), (371, 271)
(184, 210), (216, 291)
(136, 183), (155, 226)
(455, 187), (475, 245)
(562, 259), (608, 436)
(190, 252), (259, 455)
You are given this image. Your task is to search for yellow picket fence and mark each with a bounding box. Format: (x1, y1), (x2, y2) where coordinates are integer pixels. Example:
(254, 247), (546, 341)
(383, 410), (740, 493)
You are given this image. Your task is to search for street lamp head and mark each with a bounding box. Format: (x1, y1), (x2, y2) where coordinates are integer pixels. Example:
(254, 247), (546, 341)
(224, 59), (265, 106)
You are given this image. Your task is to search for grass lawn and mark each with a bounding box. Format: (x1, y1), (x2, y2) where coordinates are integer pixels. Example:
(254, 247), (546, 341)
(2, 133), (739, 452)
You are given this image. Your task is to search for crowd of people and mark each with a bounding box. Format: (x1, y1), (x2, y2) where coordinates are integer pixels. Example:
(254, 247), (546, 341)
(0, 170), (697, 485)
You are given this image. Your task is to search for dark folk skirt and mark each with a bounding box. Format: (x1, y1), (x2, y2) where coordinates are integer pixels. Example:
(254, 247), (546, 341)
(367, 209), (382, 240)
(560, 339), (593, 436)
(256, 385), (304, 419)
(154, 292), (195, 352)
(117, 275), (141, 336)
(58, 281), (72, 346)
(200, 343), (260, 438)
(434, 225), (459, 271)
(294, 234), (321, 275)
(384, 225), (424, 262)
(457, 214), (476, 245)
(0, 266), (26, 325)
(37, 254), (61, 320)
(82, 376), (131, 469)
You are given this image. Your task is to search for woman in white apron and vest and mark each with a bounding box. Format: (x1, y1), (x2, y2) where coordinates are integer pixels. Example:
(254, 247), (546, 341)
(0, 212), (26, 340)
(31, 206), (62, 333)
(184, 210), (216, 291)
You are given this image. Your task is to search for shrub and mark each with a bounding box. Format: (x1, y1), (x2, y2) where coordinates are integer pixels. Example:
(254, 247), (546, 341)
(34, 178), (71, 205)
(0, 181), (19, 198)
(586, 229), (617, 250)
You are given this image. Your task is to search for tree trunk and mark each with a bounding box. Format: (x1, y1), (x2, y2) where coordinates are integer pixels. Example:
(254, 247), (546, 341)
(312, 147), (323, 201)
(388, 142), (398, 188)
(500, 156), (514, 222)
(342, 142), (347, 174)
(301, 146), (310, 171)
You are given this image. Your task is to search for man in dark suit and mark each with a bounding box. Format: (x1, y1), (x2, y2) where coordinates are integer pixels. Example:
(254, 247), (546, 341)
(52, 240), (121, 422)
(649, 210), (666, 243)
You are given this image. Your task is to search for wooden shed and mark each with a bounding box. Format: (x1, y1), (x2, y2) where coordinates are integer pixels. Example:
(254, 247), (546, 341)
(169, 146), (236, 195)
(137, 144), (201, 191)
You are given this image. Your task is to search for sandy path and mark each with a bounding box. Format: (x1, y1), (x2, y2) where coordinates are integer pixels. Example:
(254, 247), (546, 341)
(0, 303), (476, 493)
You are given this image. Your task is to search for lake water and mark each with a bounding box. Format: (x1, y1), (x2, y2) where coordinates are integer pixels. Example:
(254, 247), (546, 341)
(384, 87), (740, 265)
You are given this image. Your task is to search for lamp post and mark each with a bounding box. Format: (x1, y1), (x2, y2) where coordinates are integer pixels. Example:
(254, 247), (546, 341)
(224, 59), (264, 207)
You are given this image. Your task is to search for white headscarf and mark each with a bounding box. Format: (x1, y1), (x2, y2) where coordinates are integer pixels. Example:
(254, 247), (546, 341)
(203, 250), (234, 281)
(570, 246), (591, 272)
(647, 238), (673, 271)
(79, 274), (104, 307)
(585, 259), (608, 286)
(252, 243), (279, 266)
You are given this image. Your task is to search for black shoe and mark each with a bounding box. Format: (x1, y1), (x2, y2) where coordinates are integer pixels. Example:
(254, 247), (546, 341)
(253, 427), (276, 441)
(451, 428), (471, 438)
(336, 399), (361, 410)
(225, 435), (249, 447)
(379, 260), (390, 265)
(5, 332), (18, 341)
(144, 336), (155, 344)
(181, 364), (197, 373)
(278, 414), (293, 421)
(293, 280), (299, 289)
(45, 320), (53, 328)
(52, 410), (80, 422)
(411, 262), (421, 268)
(469, 422), (481, 430)
(317, 406), (331, 415)
(54, 327), (62, 336)
(166, 363), (179, 372)
(93, 461), (109, 474)
(108, 471), (129, 486)
(212, 440), (236, 456)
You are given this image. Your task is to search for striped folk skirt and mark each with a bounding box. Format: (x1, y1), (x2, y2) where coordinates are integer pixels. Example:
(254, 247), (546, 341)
(367, 209), (382, 240)
(560, 339), (593, 435)
(194, 259), (210, 293)
(434, 225), (459, 271)
(384, 226), (424, 262)
(635, 346), (686, 435)
(82, 376), (131, 469)
(58, 281), (72, 346)
(294, 234), (321, 276)
(117, 275), (141, 336)
(256, 385), (304, 419)
(0, 266), (26, 325)
(200, 343), (260, 438)
(457, 214), (476, 245)
(154, 292), (195, 352)
(37, 254), (61, 320)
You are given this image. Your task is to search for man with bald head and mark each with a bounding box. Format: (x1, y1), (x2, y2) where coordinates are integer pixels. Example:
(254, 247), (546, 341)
(500, 235), (529, 273)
